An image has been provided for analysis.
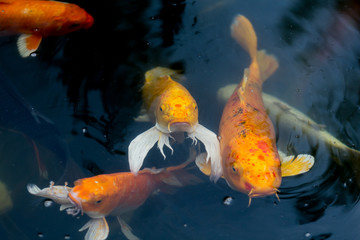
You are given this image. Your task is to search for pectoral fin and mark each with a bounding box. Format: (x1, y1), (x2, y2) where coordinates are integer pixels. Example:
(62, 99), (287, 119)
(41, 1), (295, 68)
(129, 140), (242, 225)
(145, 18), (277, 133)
(195, 152), (213, 177)
(188, 124), (222, 182)
(128, 126), (160, 173)
(117, 216), (141, 240)
(157, 131), (173, 158)
(280, 154), (315, 177)
(79, 217), (109, 240)
(17, 34), (42, 58)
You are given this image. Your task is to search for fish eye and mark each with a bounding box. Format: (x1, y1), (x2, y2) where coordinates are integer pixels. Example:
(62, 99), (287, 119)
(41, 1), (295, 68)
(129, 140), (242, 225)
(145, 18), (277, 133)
(231, 165), (237, 173)
(159, 107), (163, 112)
(69, 23), (80, 29)
(95, 200), (102, 204)
(194, 105), (198, 110)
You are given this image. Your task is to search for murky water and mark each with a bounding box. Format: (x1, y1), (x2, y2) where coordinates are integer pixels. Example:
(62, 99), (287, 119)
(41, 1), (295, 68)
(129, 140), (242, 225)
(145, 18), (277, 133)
(1, 0), (360, 239)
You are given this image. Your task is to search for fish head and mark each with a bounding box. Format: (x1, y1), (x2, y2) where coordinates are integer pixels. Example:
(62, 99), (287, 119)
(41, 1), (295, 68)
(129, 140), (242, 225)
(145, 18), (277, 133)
(52, 4), (94, 35)
(155, 93), (198, 133)
(223, 146), (281, 198)
(68, 175), (116, 218)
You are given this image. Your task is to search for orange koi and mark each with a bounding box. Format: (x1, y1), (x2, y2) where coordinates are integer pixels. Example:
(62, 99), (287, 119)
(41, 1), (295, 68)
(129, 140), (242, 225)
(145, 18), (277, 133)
(129, 67), (222, 181)
(28, 152), (200, 240)
(0, 0), (93, 57)
(196, 15), (314, 203)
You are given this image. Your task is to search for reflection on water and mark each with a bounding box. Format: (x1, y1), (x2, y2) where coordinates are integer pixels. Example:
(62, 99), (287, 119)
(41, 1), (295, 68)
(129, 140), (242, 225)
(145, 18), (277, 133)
(0, 0), (360, 239)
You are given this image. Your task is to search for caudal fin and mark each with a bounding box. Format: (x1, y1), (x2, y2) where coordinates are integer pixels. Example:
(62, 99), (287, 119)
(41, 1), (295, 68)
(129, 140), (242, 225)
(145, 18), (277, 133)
(231, 15), (257, 62)
(158, 149), (202, 189)
(257, 50), (279, 82)
(232, 15), (279, 85)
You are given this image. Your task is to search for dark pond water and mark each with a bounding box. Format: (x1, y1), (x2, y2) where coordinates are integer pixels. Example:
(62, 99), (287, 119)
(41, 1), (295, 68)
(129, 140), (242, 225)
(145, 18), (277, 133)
(1, 0), (360, 239)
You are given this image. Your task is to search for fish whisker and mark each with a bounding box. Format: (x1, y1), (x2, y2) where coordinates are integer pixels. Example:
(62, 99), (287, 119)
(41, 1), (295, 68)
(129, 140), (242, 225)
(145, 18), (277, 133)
(67, 196), (83, 216)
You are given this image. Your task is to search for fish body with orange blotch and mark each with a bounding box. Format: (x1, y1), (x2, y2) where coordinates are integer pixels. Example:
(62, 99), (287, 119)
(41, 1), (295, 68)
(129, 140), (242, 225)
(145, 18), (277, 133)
(196, 15), (314, 202)
(28, 153), (200, 240)
(128, 67), (222, 181)
(0, 0), (94, 57)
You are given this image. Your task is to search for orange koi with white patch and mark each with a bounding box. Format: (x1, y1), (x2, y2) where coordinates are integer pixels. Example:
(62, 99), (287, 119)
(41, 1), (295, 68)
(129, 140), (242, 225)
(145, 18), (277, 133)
(0, 0), (93, 57)
(67, 157), (199, 239)
(129, 67), (222, 181)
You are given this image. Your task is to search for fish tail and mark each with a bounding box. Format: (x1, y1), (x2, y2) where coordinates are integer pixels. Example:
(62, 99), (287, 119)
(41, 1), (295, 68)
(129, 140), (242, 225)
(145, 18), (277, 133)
(231, 15), (279, 84)
(231, 15), (257, 62)
(158, 149), (202, 190)
(257, 50), (279, 83)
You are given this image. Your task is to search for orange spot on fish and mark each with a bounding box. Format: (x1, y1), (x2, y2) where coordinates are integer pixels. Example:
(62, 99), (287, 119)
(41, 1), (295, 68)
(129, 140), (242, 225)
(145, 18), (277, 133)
(258, 155), (264, 160)
(245, 182), (252, 191)
(175, 104), (181, 108)
(257, 140), (269, 153)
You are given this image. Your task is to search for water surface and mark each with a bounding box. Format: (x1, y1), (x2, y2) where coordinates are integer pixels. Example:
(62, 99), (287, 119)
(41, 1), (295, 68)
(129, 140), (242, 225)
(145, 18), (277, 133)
(0, 0), (360, 239)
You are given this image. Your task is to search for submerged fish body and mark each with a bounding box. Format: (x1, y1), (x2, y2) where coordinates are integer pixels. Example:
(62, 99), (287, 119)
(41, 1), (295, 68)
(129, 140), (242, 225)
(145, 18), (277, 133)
(0, 0), (94, 57)
(0, 181), (12, 215)
(0, 71), (71, 179)
(129, 67), (222, 181)
(28, 153), (200, 240)
(27, 182), (73, 211)
(215, 15), (314, 200)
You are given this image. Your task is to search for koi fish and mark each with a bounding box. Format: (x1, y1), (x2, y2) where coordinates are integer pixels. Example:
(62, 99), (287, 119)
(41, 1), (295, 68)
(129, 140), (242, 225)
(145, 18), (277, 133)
(27, 181), (73, 211)
(219, 87), (360, 185)
(0, 0), (94, 57)
(28, 151), (200, 240)
(128, 67), (222, 181)
(206, 15), (314, 202)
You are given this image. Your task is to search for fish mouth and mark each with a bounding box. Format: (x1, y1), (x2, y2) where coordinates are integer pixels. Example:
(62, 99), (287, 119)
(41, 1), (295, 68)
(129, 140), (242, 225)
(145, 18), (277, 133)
(85, 14), (94, 29)
(67, 192), (83, 216)
(168, 122), (194, 132)
(248, 187), (279, 198)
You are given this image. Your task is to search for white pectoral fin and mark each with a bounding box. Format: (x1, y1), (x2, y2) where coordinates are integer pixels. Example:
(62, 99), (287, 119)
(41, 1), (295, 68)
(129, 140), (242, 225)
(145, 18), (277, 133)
(17, 34), (42, 58)
(117, 216), (141, 240)
(280, 153), (315, 177)
(157, 131), (173, 158)
(79, 217), (109, 240)
(189, 124), (222, 182)
(128, 126), (160, 173)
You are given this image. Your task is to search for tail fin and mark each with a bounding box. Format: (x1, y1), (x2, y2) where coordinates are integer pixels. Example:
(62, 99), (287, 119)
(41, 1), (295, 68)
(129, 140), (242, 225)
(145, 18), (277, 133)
(145, 67), (183, 83)
(231, 15), (257, 62)
(231, 15), (279, 84)
(158, 149), (202, 189)
(257, 50), (279, 82)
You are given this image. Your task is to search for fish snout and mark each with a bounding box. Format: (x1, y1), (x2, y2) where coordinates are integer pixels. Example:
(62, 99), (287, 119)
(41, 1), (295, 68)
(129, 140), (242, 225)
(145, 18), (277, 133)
(67, 192), (83, 216)
(169, 122), (194, 132)
(248, 187), (279, 198)
(84, 13), (94, 29)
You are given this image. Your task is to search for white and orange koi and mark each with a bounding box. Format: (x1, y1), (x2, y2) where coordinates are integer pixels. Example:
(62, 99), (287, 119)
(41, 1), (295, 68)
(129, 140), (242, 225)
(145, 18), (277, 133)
(129, 67), (222, 181)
